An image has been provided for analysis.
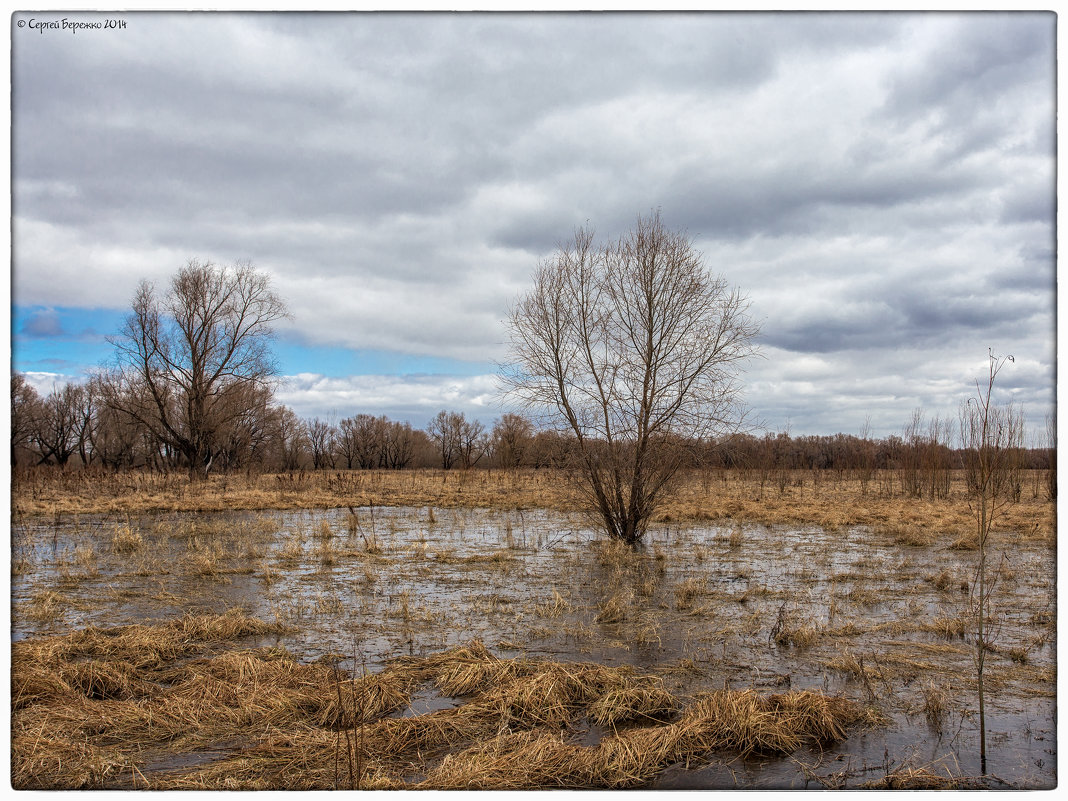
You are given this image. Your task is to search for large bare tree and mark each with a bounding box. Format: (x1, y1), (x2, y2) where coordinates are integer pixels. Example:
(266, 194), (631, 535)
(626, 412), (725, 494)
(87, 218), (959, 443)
(503, 212), (759, 544)
(305, 417), (337, 470)
(382, 419), (418, 469)
(105, 259), (288, 479)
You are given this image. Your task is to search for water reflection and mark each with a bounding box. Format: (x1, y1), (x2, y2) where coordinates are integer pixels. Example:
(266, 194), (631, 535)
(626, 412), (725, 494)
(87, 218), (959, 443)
(10, 505), (1056, 789)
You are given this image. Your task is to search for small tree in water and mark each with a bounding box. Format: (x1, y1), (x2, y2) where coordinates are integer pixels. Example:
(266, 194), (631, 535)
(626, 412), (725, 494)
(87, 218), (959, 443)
(959, 349), (1024, 775)
(503, 212), (759, 545)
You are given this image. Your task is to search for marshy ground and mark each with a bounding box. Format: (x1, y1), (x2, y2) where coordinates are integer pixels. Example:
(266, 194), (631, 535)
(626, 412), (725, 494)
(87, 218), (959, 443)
(9, 469), (1056, 789)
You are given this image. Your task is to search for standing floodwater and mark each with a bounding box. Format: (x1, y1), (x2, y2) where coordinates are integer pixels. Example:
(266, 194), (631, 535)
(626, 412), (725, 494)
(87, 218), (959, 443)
(11, 506), (1056, 788)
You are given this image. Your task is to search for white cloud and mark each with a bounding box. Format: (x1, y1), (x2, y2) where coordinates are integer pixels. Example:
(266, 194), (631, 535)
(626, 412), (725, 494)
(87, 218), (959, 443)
(12, 218), (188, 307)
(275, 372), (504, 428)
(21, 371), (82, 396)
(10, 11), (1055, 437)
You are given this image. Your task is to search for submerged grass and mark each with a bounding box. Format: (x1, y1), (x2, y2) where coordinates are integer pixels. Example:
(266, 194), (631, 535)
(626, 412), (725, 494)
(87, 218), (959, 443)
(11, 616), (868, 791)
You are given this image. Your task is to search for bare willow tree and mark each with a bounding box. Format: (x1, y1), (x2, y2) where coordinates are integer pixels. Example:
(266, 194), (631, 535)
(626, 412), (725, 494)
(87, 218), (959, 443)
(503, 212), (760, 544)
(305, 418), (337, 469)
(30, 383), (92, 467)
(382, 420), (417, 469)
(959, 349), (1024, 775)
(105, 259), (289, 479)
(427, 410), (487, 470)
(11, 374), (41, 466)
(492, 413), (534, 469)
(427, 410), (461, 470)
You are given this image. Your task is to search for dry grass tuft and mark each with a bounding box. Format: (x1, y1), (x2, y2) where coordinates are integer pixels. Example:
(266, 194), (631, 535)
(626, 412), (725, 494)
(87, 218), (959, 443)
(673, 577), (704, 611)
(929, 568), (954, 591)
(12, 619), (868, 791)
(919, 613), (967, 639)
(109, 523), (145, 553)
(433, 657), (518, 697)
(919, 680), (948, 726)
(948, 531), (979, 550)
(423, 728), (586, 789)
(60, 659), (147, 702)
(367, 704), (495, 760)
(535, 589), (573, 618)
(318, 671), (412, 727)
(1008, 647), (1029, 664)
(481, 662), (632, 728)
(420, 686), (862, 790)
(824, 651), (881, 686)
(595, 589), (634, 624)
(74, 543), (98, 568)
(673, 689), (861, 759)
(25, 590), (66, 623)
(593, 538), (637, 568)
(774, 623), (821, 648)
(893, 525), (936, 547)
(588, 684), (679, 727)
(861, 765), (961, 790)
(770, 603), (820, 648)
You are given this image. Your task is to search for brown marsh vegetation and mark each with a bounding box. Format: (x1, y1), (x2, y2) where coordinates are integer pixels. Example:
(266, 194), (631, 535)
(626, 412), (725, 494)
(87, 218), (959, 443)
(12, 614), (871, 790)
(10, 468), (1055, 790)
(11, 466), (1053, 540)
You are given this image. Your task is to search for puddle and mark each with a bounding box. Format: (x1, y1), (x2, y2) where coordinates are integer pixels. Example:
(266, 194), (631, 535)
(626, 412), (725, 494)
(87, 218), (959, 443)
(394, 686), (461, 718)
(10, 505), (1057, 789)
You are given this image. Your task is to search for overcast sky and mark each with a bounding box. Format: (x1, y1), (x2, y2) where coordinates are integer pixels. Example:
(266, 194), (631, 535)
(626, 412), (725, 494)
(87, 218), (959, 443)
(10, 11), (1056, 439)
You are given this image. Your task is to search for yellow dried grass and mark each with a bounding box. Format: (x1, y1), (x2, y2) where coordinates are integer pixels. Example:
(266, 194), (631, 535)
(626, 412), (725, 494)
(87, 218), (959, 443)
(419, 686), (863, 790)
(861, 765), (960, 789)
(422, 728), (588, 789)
(588, 684), (680, 727)
(317, 670), (412, 727)
(15, 468), (1054, 550)
(13, 621), (867, 791)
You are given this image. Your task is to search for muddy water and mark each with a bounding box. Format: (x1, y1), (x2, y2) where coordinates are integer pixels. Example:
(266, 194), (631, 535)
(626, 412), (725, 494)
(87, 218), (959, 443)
(10, 506), (1056, 789)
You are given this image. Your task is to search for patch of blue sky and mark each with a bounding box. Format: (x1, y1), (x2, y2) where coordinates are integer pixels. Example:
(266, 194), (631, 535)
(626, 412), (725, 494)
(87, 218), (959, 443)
(11, 305), (495, 380)
(11, 305), (125, 375)
(12, 305), (127, 340)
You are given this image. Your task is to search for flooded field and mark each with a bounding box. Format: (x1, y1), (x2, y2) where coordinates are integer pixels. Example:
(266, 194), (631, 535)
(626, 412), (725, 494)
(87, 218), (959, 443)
(11, 505), (1056, 789)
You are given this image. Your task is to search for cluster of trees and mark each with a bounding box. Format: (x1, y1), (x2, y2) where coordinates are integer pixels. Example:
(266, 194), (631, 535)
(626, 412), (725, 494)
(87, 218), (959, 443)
(11, 368), (1052, 491)
(9, 375), (548, 474)
(700, 426), (1050, 474)
(11, 249), (1054, 522)
(699, 425), (1050, 501)
(12, 371), (279, 472)
(9, 260), (591, 477)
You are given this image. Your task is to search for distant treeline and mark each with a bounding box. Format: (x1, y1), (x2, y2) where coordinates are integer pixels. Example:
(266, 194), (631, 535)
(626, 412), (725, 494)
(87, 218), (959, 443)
(11, 373), (1054, 491)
